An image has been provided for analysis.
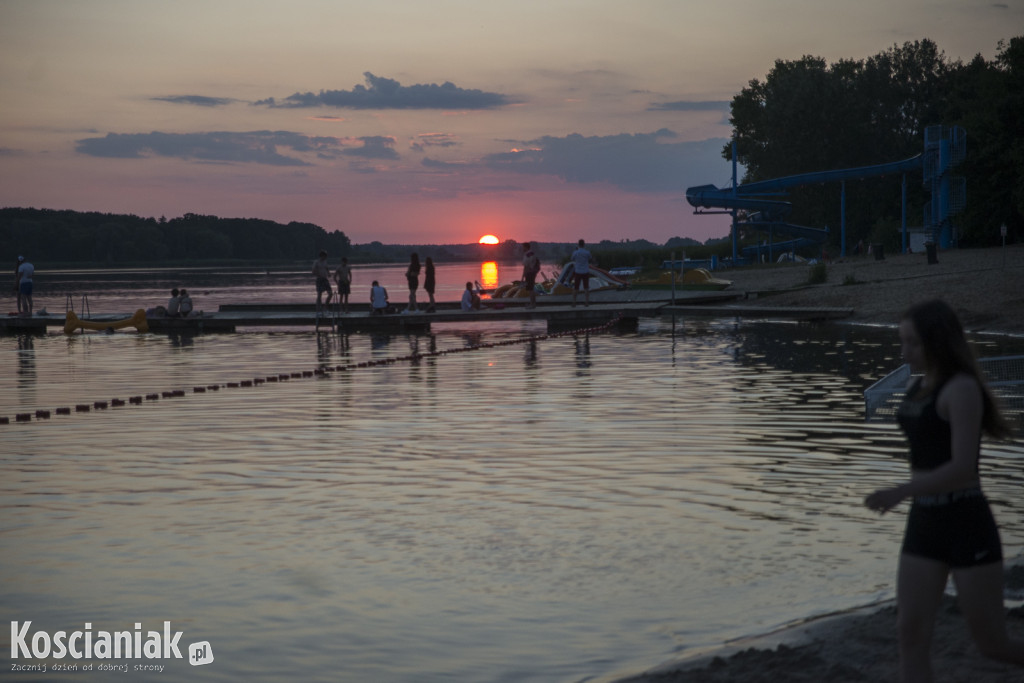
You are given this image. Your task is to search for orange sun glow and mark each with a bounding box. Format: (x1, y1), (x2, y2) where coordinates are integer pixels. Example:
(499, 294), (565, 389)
(478, 234), (499, 245)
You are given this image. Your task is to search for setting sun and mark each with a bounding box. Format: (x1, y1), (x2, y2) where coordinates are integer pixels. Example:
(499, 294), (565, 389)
(478, 234), (499, 245)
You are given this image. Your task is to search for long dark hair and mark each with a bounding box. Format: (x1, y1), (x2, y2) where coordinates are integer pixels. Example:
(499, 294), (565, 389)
(903, 299), (1011, 438)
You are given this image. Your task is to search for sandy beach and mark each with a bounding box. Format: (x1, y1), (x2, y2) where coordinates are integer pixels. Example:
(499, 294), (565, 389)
(715, 242), (1024, 335)
(614, 243), (1024, 682)
(616, 564), (1024, 682)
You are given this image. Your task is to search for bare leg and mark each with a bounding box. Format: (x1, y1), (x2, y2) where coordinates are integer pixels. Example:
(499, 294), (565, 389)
(897, 553), (949, 683)
(953, 562), (1024, 666)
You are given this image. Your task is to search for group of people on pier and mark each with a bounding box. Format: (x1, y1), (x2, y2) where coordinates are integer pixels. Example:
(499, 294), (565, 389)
(313, 250), (354, 314)
(313, 239), (597, 316)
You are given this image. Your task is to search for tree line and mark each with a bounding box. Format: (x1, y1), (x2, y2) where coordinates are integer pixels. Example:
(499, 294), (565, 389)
(728, 36), (1023, 249)
(0, 209), (351, 266)
(0, 206), (720, 268)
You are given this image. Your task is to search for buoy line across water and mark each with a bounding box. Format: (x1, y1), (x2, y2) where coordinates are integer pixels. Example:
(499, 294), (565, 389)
(2, 317), (622, 427)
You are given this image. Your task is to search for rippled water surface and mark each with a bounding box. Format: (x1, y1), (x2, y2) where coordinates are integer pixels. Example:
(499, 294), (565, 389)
(2, 270), (1023, 682)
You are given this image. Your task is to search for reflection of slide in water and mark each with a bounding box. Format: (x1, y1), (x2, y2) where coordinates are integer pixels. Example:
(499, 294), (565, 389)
(686, 155), (924, 244)
(64, 309), (149, 334)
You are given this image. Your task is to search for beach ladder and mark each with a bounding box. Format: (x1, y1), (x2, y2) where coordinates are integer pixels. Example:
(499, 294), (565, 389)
(65, 293), (91, 319)
(315, 299), (337, 331)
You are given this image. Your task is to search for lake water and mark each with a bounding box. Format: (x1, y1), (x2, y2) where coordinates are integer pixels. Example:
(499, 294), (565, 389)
(2, 264), (1023, 682)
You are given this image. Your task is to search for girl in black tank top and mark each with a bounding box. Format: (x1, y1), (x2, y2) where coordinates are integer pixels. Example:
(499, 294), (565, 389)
(863, 300), (1021, 678)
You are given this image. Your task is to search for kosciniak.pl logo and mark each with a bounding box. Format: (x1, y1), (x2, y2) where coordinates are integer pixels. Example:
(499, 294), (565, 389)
(10, 621), (214, 668)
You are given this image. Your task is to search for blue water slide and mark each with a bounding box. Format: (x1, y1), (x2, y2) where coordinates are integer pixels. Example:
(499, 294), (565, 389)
(686, 154), (925, 248)
(687, 154), (923, 209)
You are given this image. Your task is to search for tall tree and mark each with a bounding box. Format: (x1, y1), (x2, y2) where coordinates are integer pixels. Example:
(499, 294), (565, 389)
(726, 39), (965, 249)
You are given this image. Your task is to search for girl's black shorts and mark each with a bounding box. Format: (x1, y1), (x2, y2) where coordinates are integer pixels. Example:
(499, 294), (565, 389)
(902, 495), (1003, 568)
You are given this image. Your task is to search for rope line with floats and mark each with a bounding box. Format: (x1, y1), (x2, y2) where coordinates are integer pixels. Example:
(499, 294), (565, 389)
(2, 316), (622, 427)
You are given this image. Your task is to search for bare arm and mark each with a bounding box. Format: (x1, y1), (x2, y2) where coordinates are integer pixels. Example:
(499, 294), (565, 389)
(865, 373), (982, 513)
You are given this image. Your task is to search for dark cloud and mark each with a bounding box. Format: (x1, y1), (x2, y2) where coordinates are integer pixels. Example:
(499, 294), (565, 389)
(421, 157), (469, 169)
(255, 72), (511, 110)
(647, 100), (731, 112)
(152, 95), (237, 107)
(74, 130), (346, 166)
(410, 133), (460, 152)
(483, 130), (729, 193)
(342, 136), (400, 160)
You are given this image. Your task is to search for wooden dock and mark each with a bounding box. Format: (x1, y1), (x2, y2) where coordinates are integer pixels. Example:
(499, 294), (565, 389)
(0, 289), (856, 335)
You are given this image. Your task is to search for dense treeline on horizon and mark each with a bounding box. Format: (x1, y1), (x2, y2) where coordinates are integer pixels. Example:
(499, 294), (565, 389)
(0, 206), (720, 268)
(728, 36), (1023, 248)
(0, 209), (352, 266)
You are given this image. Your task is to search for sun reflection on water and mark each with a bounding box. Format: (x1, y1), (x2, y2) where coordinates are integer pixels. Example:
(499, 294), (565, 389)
(480, 260), (499, 289)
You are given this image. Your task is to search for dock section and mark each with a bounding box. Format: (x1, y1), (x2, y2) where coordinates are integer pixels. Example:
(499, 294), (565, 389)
(0, 289), (857, 335)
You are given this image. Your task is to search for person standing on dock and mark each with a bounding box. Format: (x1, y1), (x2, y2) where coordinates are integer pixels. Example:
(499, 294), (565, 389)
(313, 250), (333, 313)
(15, 256), (34, 316)
(334, 257), (352, 314)
(12, 257), (24, 314)
(423, 257), (436, 313)
(570, 239), (593, 307)
(404, 252), (421, 313)
(521, 242), (541, 309)
(865, 299), (1024, 682)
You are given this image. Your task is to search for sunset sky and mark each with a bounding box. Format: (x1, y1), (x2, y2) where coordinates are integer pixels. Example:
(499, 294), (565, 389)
(0, 1), (1019, 246)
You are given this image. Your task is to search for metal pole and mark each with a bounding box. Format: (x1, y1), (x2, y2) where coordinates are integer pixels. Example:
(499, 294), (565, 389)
(670, 251), (676, 305)
(731, 139), (739, 264)
(840, 180), (847, 259)
(901, 174), (907, 254)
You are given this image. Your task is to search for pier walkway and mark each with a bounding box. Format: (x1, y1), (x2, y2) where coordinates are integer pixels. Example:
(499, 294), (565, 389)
(0, 289), (853, 335)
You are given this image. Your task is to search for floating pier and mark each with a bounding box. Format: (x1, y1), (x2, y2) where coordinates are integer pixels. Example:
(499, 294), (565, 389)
(0, 289), (854, 335)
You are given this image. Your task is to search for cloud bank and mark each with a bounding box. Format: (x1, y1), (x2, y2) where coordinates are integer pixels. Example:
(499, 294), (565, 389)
(152, 95), (237, 107)
(342, 136), (399, 160)
(75, 131), (345, 166)
(483, 130), (729, 193)
(647, 100), (731, 112)
(74, 126), (732, 195)
(255, 72), (511, 110)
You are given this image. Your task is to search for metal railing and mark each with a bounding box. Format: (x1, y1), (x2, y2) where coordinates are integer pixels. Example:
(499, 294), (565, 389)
(864, 355), (1024, 428)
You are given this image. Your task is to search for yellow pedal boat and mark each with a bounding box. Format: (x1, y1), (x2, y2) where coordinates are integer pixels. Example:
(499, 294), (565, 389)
(64, 309), (149, 334)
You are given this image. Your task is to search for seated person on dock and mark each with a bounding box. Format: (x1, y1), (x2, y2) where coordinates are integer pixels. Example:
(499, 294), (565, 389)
(461, 282), (481, 311)
(370, 280), (389, 315)
(167, 288), (181, 317)
(178, 289), (193, 317)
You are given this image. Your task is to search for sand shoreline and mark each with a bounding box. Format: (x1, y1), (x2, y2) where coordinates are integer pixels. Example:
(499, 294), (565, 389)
(612, 562), (1024, 683)
(712, 242), (1024, 336)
